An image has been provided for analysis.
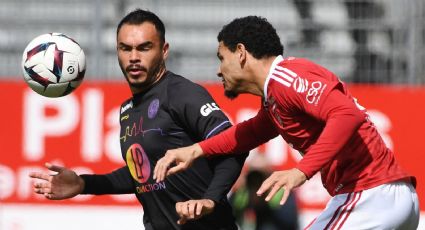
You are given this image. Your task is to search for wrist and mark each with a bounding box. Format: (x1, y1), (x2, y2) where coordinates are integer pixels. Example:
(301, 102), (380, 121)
(203, 199), (216, 209)
(77, 175), (86, 194)
(193, 143), (204, 158)
(77, 176), (85, 194)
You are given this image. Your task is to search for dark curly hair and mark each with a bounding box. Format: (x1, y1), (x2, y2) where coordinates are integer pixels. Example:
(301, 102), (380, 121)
(217, 16), (283, 59)
(117, 9), (165, 45)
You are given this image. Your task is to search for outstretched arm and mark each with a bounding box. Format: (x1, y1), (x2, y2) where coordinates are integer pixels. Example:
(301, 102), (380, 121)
(256, 89), (365, 205)
(29, 163), (84, 200)
(154, 108), (278, 182)
(30, 164), (134, 199)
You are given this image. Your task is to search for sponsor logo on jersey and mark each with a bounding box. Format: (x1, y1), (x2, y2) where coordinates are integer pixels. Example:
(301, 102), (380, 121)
(293, 77), (309, 93)
(306, 81), (327, 105)
(271, 66), (327, 105)
(200, 102), (220, 116)
(148, 99), (160, 119)
(126, 143), (167, 194)
(126, 143), (151, 183)
(136, 181), (166, 194)
(121, 101), (133, 114)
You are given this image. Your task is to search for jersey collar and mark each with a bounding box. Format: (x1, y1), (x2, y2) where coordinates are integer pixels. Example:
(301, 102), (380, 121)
(263, 55), (284, 105)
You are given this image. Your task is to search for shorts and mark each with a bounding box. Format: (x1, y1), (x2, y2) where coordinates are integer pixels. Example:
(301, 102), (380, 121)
(304, 180), (419, 230)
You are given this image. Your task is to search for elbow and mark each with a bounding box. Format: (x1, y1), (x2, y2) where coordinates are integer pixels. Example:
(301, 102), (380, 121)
(354, 110), (367, 128)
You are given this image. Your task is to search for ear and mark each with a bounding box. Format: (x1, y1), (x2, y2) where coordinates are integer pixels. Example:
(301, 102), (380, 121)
(162, 42), (170, 59)
(236, 43), (247, 65)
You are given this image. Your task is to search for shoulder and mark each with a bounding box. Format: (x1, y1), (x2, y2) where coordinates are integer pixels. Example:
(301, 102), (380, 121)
(281, 57), (338, 80)
(165, 71), (212, 98)
(119, 98), (133, 115)
(166, 72), (202, 88)
(280, 57), (322, 72)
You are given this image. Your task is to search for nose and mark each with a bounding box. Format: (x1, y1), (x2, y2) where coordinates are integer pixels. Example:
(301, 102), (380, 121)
(216, 66), (223, 78)
(129, 49), (140, 63)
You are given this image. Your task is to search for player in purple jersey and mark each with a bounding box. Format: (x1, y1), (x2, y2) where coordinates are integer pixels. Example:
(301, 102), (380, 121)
(29, 9), (247, 230)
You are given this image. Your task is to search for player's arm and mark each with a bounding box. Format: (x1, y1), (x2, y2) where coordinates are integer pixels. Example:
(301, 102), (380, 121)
(29, 163), (85, 200)
(166, 80), (250, 190)
(164, 80), (251, 223)
(30, 164), (134, 200)
(80, 166), (134, 195)
(256, 80), (364, 206)
(154, 108), (278, 181)
(295, 88), (365, 178)
(199, 107), (278, 156)
(174, 151), (247, 225)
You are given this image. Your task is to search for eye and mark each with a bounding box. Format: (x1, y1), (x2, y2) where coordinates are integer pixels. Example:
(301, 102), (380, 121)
(137, 46), (150, 52)
(137, 43), (153, 52)
(217, 55), (223, 62)
(119, 45), (131, 52)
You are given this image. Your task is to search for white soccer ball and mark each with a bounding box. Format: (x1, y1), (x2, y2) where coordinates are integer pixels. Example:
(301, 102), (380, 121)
(22, 33), (86, 97)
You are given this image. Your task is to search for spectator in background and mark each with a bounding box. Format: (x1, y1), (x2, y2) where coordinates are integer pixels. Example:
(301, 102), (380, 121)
(230, 168), (299, 230)
(344, 0), (393, 83)
(292, 0), (320, 47)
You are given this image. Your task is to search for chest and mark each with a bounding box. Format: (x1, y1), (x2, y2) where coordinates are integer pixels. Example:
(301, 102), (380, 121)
(265, 96), (324, 151)
(119, 98), (186, 162)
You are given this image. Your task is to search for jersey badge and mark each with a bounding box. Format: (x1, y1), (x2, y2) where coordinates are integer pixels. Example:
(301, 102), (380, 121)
(148, 99), (160, 119)
(293, 77), (309, 93)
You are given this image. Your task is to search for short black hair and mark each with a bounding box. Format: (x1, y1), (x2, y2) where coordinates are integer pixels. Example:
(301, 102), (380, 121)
(117, 9), (165, 45)
(217, 16), (283, 59)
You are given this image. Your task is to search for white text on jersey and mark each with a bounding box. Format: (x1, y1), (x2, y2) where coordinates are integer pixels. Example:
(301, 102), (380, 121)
(121, 101), (133, 114)
(200, 103), (220, 116)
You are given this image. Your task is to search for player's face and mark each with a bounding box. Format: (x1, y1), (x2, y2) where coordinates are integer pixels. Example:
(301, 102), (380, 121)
(117, 23), (169, 93)
(216, 42), (244, 99)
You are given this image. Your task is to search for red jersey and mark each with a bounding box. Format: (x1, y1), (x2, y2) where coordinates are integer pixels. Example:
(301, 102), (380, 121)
(200, 56), (414, 196)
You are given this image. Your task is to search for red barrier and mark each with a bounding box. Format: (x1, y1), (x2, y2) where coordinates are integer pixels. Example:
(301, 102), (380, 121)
(0, 81), (423, 211)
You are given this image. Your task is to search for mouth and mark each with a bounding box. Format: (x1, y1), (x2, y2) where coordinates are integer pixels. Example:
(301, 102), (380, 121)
(219, 76), (225, 84)
(126, 65), (146, 77)
(221, 78), (228, 87)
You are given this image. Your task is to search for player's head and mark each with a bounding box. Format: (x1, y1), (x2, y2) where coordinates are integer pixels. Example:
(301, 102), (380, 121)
(116, 9), (169, 94)
(216, 16), (283, 99)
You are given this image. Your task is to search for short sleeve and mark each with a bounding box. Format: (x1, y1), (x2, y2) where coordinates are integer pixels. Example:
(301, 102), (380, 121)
(167, 78), (231, 142)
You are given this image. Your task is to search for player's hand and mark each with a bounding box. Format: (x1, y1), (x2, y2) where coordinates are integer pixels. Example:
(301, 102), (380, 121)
(153, 144), (204, 183)
(256, 168), (307, 205)
(175, 199), (215, 225)
(29, 162), (85, 200)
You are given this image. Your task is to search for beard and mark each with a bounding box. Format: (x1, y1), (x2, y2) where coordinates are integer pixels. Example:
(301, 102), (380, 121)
(224, 88), (239, 100)
(221, 80), (239, 100)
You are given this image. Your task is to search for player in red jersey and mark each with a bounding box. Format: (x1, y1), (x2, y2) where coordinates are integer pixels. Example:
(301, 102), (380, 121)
(154, 16), (419, 229)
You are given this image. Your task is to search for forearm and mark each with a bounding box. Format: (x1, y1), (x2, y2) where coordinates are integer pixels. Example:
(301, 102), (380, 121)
(296, 106), (365, 178)
(200, 109), (278, 156)
(202, 153), (247, 202)
(80, 166), (134, 195)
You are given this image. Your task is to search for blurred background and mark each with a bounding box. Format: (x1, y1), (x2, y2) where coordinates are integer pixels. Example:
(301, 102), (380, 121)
(1, 0), (425, 83)
(1, 0), (424, 229)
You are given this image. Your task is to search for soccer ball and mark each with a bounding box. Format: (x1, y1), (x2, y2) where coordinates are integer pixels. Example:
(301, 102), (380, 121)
(22, 33), (86, 97)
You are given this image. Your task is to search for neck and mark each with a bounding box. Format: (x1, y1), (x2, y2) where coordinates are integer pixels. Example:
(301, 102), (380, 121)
(246, 56), (278, 97)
